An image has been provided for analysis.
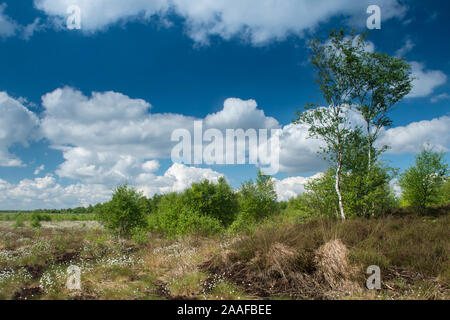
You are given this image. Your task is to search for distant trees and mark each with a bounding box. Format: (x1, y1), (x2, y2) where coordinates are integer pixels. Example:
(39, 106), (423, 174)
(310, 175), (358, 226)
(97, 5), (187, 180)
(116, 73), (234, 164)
(400, 147), (448, 213)
(294, 30), (413, 219)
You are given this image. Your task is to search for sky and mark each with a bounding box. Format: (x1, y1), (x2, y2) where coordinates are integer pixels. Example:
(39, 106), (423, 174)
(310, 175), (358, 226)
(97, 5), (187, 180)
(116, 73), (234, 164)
(0, 0), (449, 209)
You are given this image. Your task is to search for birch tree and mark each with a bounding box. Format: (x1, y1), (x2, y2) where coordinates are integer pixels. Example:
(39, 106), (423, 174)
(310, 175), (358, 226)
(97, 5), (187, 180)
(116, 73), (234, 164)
(294, 30), (360, 220)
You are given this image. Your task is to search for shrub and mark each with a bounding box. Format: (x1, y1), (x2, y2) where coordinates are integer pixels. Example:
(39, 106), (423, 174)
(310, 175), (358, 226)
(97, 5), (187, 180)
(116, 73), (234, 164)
(13, 214), (26, 228)
(131, 227), (149, 245)
(95, 184), (148, 237)
(31, 213), (52, 222)
(149, 193), (224, 237)
(400, 147), (448, 213)
(149, 178), (237, 236)
(288, 166), (397, 219)
(231, 171), (278, 232)
(183, 177), (239, 227)
(30, 217), (41, 229)
(438, 179), (450, 206)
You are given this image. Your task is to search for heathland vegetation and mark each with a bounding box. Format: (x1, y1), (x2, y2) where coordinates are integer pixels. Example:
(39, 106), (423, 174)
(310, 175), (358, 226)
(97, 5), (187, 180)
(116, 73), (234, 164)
(0, 30), (448, 300)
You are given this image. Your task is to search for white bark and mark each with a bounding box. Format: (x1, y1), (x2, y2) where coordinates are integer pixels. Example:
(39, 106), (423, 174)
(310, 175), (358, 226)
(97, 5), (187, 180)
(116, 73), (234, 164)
(335, 152), (346, 220)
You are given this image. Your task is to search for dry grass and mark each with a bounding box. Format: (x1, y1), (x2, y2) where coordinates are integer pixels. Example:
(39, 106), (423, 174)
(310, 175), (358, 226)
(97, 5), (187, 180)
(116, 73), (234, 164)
(0, 211), (449, 300)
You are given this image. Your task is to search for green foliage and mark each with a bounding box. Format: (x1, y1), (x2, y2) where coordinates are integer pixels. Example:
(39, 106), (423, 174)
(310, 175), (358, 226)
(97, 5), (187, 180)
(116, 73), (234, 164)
(148, 178), (237, 236)
(131, 227), (149, 246)
(30, 217), (41, 229)
(287, 163), (397, 219)
(230, 171), (278, 232)
(95, 184), (148, 237)
(292, 30), (413, 220)
(400, 147), (448, 213)
(31, 213), (52, 222)
(150, 193), (224, 236)
(438, 179), (450, 206)
(183, 177), (239, 227)
(13, 214), (26, 228)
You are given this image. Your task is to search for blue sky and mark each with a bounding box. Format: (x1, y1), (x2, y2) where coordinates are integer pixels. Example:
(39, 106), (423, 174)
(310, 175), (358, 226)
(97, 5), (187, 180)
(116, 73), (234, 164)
(0, 0), (449, 209)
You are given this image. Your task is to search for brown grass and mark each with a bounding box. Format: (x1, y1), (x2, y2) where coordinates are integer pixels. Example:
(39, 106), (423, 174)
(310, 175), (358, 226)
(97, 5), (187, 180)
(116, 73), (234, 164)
(1, 209), (449, 300)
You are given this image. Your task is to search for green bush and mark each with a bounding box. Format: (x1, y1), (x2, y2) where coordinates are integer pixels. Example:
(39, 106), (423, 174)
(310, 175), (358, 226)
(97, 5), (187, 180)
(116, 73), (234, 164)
(438, 179), (450, 206)
(31, 213), (52, 222)
(148, 178), (237, 236)
(286, 165), (397, 219)
(131, 227), (149, 245)
(30, 217), (41, 229)
(149, 192), (224, 237)
(13, 214), (26, 228)
(95, 184), (148, 237)
(231, 171), (278, 232)
(183, 177), (239, 227)
(400, 147), (448, 213)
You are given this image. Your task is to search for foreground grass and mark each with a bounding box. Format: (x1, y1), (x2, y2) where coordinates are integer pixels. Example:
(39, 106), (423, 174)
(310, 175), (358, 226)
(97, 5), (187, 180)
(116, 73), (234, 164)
(0, 210), (448, 300)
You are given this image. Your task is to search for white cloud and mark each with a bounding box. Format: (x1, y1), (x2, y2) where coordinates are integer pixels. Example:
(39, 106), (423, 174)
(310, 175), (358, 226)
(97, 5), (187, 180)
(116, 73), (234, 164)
(274, 173), (322, 201)
(34, 0), (406, 45)
(0, 92), (40, 167)
(22, 18), (45, 40)
(378, 115), (450, 154)
(34, 0), (170, 32)
(430, 93), (450, 103)
(0, 163), (224, 210)
(0, 3), (18, 38)
(407, 62), (447, 98)
(137, 163), (224, 197)
(276, 123), (326, 174)
(142, 160), (160, 173)
(34, 164), (45, 175)
(395, 38), (415, 57)
(0, 163), (322, 209)
(0, 175), (112, 210)
(0, 4), (46, 40)
(40, 87), (277, 185)
(205, 98), (279, 130)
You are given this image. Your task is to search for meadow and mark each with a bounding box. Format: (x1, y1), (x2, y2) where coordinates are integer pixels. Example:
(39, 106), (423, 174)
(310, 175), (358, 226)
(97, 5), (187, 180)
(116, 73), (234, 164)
(0, 206), (448, 300)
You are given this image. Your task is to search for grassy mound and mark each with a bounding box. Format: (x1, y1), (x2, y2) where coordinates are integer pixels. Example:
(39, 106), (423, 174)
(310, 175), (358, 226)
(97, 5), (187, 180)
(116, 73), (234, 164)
(202, 209), (450, 299)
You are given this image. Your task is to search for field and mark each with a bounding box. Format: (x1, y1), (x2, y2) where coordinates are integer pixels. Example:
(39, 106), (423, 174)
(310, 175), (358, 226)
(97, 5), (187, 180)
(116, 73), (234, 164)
(0, 209), (448, 300)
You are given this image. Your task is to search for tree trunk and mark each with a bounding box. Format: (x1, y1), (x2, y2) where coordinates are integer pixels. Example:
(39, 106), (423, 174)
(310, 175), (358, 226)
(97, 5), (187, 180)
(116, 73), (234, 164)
(335, 152), (346, 220)
(366, 123), (375, 217)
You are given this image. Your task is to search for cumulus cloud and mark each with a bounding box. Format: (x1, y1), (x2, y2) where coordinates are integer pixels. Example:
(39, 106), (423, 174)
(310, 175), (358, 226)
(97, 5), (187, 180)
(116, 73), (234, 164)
(34, 0), (406, 45)
(40, 87), (277, 185)
(0, 163), (322, 209)
(0, 163), (223, 210)
(378, 115), (450, 154)
(276, 123), (326, 174)
(407, 62), (447, 98)
(267, 107), (366, 175)
(0, 175), (111, 210)
(0, 92), (40, 167)
(205, 98), (279, 130)
(136, 163), (224, 197)
(274, 173), (322, 201)
(34, 0), (170, 32)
